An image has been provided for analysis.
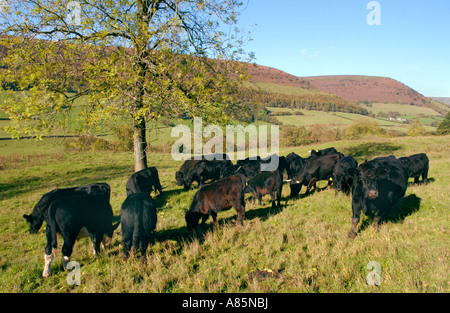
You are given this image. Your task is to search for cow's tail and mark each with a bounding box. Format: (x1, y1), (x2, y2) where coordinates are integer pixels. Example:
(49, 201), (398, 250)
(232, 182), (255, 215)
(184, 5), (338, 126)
(47, 203), (59, 253)
(132, 197), (143, 250)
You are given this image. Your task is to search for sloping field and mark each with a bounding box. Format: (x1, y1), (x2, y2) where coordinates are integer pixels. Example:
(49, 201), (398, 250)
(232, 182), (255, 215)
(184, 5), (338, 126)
(0, 135), (448, 293)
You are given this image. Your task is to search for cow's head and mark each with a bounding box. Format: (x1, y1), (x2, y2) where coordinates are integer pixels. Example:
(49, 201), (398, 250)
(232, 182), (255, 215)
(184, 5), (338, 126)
(243, 183), (254, 195)
(175, 171), (184, 186)
(23, 214), (43, 234)
(101, 222), (120, 247)
(355, 162), (387, 199)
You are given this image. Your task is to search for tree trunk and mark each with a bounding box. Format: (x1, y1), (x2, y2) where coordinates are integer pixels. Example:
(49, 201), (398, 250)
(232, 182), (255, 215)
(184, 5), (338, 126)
(133, 117), (148, 172)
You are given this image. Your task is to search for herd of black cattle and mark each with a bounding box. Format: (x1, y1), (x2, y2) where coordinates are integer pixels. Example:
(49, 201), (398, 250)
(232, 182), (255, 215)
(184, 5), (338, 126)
(22, 147), (429, 277)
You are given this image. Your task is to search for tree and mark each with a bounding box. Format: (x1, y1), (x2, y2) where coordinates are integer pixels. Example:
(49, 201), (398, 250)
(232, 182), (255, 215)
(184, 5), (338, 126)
(436, 111), (450, 135)
(0, 0), (252, 171)
(406, 118), (428, 137)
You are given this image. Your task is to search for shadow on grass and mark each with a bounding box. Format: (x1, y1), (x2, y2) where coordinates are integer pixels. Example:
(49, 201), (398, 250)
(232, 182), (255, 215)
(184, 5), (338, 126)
(342, 142), (402, 161)
(1, 164), (131, 202)
(153, 201), (285, 247)
(407, 177), (434, 187)
(356, 194), (422, 235)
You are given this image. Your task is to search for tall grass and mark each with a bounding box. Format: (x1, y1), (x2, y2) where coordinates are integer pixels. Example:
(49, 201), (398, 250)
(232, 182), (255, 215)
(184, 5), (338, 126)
(0, 136), (448, 293)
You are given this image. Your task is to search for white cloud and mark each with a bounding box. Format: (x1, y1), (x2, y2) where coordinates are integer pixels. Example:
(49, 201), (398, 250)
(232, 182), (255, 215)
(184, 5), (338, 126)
(300, 49), (320, 59)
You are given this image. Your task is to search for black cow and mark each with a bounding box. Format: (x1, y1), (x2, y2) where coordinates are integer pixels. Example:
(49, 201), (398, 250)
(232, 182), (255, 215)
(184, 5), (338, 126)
(176, 155), (233, 190)
(23, 183), (111, 234)
(348, 156), (409, 239)
(176, 159), (203, 188)
(42, 194), (119, 277)
(399, 153), (429, 185)
(284, 152), (305, 179)
(236, 154), (284, 173)
(185, 174), (247, 231)
(121, 192), (157, 263)
(236, 155), (262, 165)
(310, 147), (338, 157)
(220, 161), (261, 179)
(126, 167), (162, 196)
(182, 159), (233, 189)
(245, 170), (283, 207)
(333, 155), (358, 194)
(290, 153), (343, 197)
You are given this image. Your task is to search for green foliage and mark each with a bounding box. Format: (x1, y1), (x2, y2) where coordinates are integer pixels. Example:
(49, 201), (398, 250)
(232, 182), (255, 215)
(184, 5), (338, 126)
(280, 124), (343, 147)
(280, 125), (310, 147)
(406, 120), (428, 137)
(345, 119), (386, 139)
(111, 125), (134, 152)
(435, 112), (450, 135)
(0, 0), (252, 169)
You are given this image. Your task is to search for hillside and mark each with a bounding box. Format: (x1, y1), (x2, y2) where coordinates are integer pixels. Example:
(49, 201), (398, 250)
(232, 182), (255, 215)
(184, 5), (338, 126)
(431, 97), (450, 106)
(246, 64), (431, 108)
(304, 75), (428, 106)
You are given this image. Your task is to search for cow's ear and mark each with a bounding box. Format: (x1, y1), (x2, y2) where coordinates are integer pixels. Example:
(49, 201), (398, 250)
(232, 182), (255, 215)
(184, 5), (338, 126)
(23, 214), (32, 223)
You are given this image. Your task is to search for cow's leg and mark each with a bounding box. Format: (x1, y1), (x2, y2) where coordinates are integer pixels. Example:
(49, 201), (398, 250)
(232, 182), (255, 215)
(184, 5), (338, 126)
(201, 214), (209, 227)
(210, 212), (218, 228)
(422, 170), (428, 185)
(139, 237), (149, 264)
(236, 208), (245, 226)
(122, 228), (133, 261)
(257, 193), (262, 205)
(43, 225), (56, 278)
(43, 253), (54, 278)
(93, 232), (103, 256)
(348, 204), (362, 239)
(414, 177), (419, 186)
(234, 196), (246, 226)
(306, 178), (318, 195)
(61, 231), (78, 271)
(270, 191), (276, 208)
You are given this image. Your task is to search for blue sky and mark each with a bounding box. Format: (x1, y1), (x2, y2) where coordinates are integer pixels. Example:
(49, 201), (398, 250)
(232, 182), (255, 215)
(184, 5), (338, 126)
(237, 0), (450, 97)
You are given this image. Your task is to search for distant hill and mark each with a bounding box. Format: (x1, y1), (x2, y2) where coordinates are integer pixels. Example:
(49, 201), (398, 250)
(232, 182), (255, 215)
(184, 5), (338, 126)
(431, 97), (450, 106)
(246, 64), (431, 108)
(303, 75), (428, 106)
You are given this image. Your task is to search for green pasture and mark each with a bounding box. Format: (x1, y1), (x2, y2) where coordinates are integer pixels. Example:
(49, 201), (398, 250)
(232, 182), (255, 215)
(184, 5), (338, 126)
(0, 135), (448, 293)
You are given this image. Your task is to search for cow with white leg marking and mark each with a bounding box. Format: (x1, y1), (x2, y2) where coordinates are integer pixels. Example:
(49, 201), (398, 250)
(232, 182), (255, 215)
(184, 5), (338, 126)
(42, 194), (119, 278)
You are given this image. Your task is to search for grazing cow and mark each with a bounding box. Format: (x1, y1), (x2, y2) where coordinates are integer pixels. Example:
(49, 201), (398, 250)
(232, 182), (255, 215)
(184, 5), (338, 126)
(23, 183), (111, 234)
(333, 155), (358, 194)
(176, 159), (203, 188)
(290, 153), (343, 197)
(175, 155), (232, 190)
(220, 161), (261, 179)
(245, 170), (283, 207)
(126, 167), (162, 196)
(185, 174), (247, 231)
(399, 153), (429, 185)
(42, 194), (119, 277)
(236, 155), (262, 165)
(310, 147), (338, 157)
(182, 159), (233, 189)
(121, 192), (157, 263)
(236, 154), (283, 172)
(348, 156), (409, 239)
(284, 152), (305, 179)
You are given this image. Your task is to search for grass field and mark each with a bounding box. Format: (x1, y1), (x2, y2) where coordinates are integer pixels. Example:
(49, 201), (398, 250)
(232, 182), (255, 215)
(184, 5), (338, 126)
(0, 135), (448, 293)
(268, 106), (441, 133)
